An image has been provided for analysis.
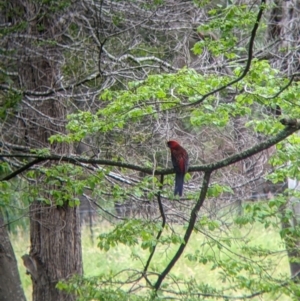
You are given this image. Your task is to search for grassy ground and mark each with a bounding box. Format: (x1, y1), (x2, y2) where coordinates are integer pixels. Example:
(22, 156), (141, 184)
(11, 221), (292, 301)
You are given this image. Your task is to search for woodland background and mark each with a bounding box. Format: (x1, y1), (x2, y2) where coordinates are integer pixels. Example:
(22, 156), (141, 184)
(1, 0), (300, 300)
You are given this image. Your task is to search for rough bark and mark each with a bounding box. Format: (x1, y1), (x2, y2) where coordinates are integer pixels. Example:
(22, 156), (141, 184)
(4, 1), (83, 300)
(30, 203), (82, 301)
(0, 216), (26, 301)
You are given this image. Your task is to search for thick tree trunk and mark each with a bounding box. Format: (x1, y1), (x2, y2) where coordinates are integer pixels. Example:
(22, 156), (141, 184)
(0, 216), (26, 301)
(4, 1), (83, 300)
(30, 203), (82, 301)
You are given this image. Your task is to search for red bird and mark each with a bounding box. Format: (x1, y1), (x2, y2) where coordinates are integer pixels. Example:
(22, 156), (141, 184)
(167, 140), (189, 196)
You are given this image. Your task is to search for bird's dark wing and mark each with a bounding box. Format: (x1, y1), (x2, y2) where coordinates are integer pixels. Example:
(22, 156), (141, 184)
(171, 147), (188, 174)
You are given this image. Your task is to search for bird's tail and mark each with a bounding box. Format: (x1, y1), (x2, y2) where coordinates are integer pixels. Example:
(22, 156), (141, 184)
(174, 173), (184, 196)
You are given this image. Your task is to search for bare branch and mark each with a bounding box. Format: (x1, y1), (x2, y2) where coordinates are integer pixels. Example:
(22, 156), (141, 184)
(143, 175), (166, 276)
(1, 119), (299, 181)
(186, 0), (266, 107)
(154, 171), (211, 291)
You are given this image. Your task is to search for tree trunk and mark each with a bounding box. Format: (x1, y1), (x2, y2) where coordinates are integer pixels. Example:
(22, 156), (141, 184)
(285, 179), (300, 278)
(0, 216), (26, 301)
(4, 1), (83, 300)
(268, 0), (300, 285)
(30, 203), (82, 301)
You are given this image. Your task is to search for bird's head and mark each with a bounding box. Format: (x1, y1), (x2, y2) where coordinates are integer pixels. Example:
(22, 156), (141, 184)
(167, 140), (180, 149)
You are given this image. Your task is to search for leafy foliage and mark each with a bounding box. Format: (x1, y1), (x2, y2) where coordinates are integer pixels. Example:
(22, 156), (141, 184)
(3, 0), (300, 300)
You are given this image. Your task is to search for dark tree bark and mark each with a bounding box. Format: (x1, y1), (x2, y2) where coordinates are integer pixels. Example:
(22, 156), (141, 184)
(0, 216), (26, 301)
(30, 204), (82, 301)
(2, 1), (83, 300)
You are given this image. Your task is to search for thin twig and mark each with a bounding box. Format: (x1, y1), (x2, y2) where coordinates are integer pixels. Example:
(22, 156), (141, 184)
(154, 171), (212, 291)
(143, 175), (166, 276)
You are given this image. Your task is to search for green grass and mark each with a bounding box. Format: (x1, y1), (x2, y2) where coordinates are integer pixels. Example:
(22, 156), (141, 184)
(11, 221), (292, 301)
(10, 229), (31, 300)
